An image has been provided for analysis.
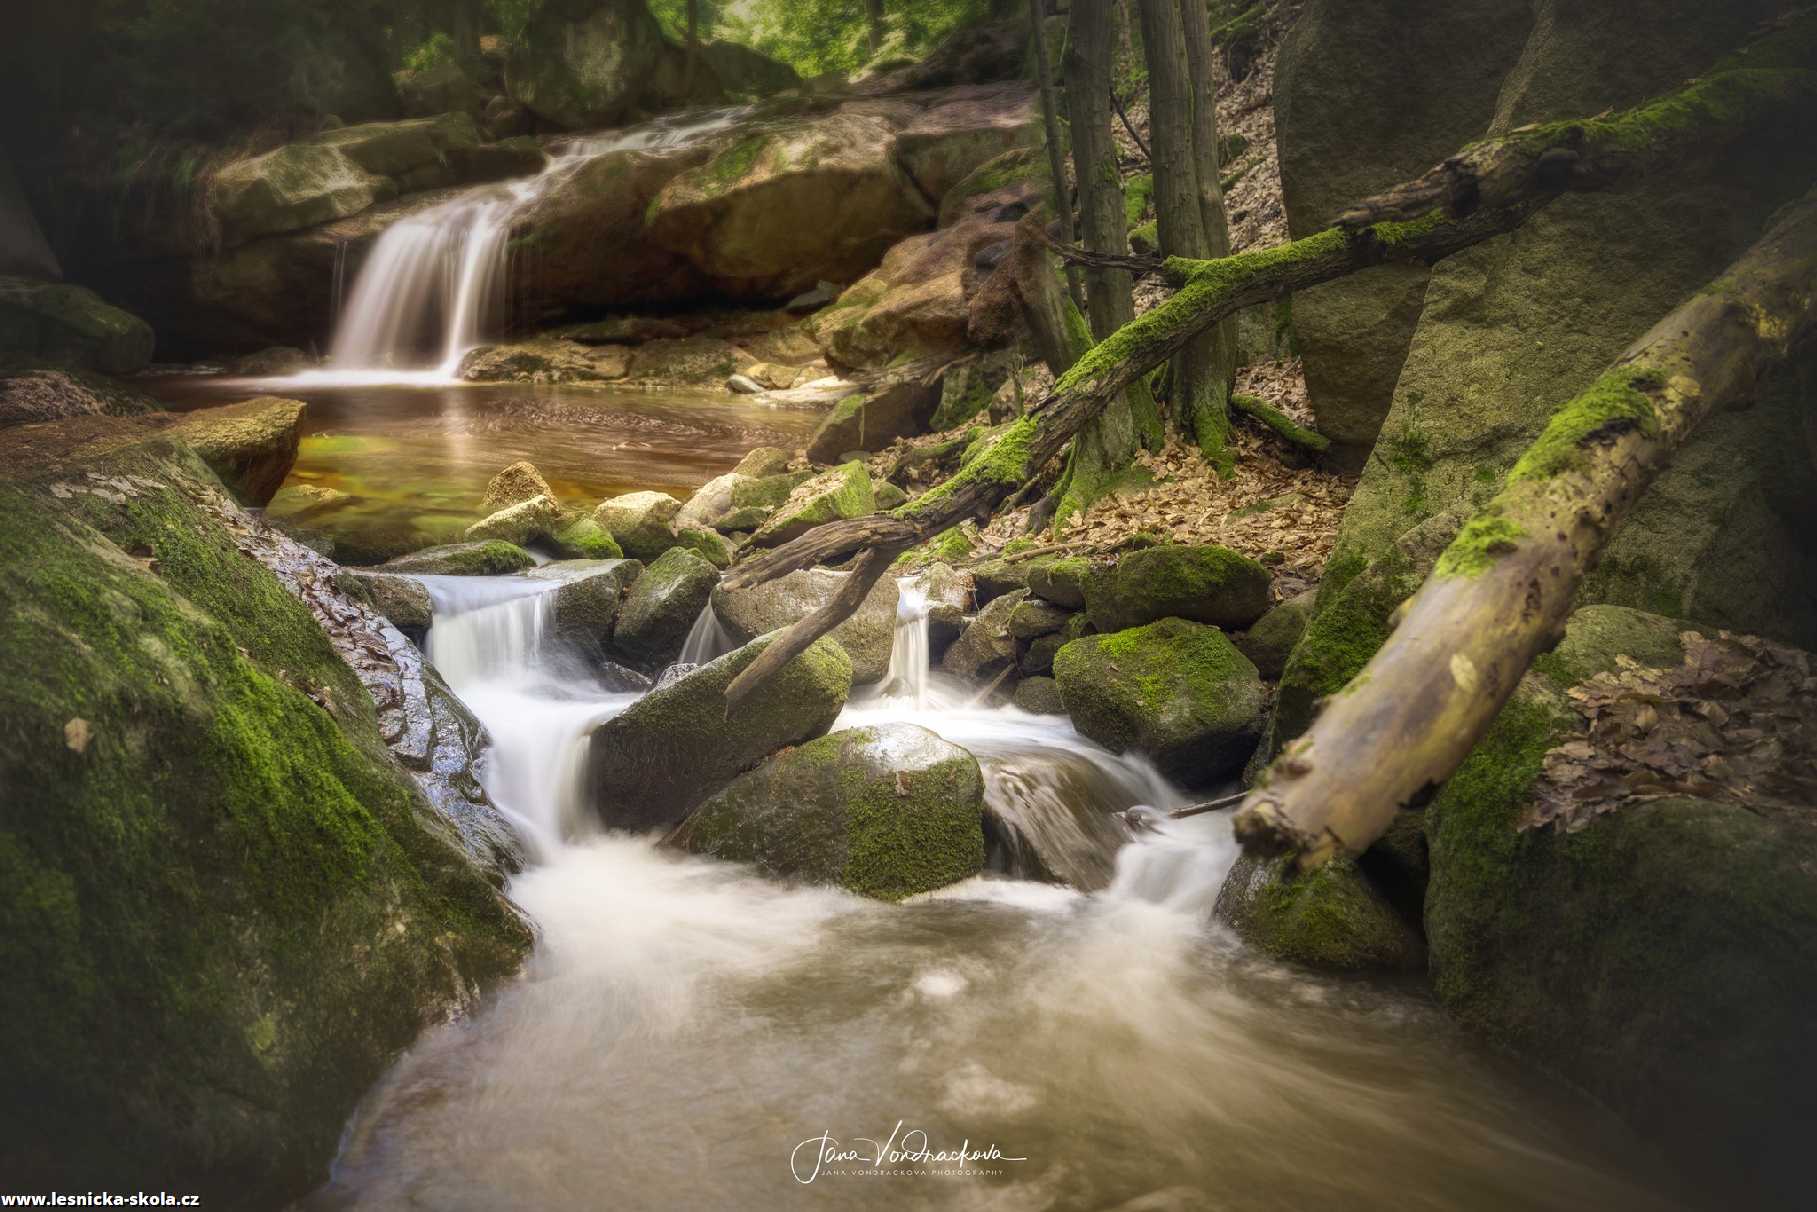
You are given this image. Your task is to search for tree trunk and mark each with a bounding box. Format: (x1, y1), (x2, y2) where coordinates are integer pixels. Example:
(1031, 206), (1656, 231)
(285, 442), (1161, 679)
(684, 0), (701, 97)
(1056, 0), (1162, 528)
(1136, 0), (1234, 471)
(867, 0), (886, 58)
(1175, 0), (1239, 445)
(1232, 188), (1817, 870)
(1028, 0), (1085, 310)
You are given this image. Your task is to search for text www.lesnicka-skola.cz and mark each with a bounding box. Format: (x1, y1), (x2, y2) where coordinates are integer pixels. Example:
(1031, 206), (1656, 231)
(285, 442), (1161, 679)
(0, 1193), (200, 1206)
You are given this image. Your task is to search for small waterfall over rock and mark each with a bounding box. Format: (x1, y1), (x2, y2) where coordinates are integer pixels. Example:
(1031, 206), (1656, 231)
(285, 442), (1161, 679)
(876, 576), (931, 707)
(284, 106), (753, 386)
(677, 602), (738, 666)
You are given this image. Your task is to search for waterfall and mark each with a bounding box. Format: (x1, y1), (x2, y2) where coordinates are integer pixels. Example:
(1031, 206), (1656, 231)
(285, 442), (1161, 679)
(417, 574), (635, 853)
(876, 576), (931, 707)
(263, 105), (757, 388)
(677, 603), (738, 665)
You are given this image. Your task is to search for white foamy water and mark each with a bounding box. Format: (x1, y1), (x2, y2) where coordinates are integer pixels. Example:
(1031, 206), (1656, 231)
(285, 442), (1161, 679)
(304, 570), (1679, 1211)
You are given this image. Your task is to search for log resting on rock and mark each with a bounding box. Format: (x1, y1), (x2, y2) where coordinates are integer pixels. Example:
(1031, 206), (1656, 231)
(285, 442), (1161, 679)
(717, 40), (1817, 706)
(1233, 186), (1817, 870)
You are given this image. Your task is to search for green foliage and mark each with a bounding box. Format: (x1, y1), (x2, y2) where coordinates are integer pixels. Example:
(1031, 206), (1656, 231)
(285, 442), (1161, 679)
(723, 0), (996, 78)
(486, 0), (544, 43)
(402, 30), (457, 73)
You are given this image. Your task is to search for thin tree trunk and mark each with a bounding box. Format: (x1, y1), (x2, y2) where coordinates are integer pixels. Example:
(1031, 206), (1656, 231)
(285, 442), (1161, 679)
(684, 0), (701, 96)
(1137, 0), (1232, 471)
(1056, 0), (1161, 528)
(1234, 187), (1817, 869)
(1176, 0), (1239, 453)
(1028, 0), (1084, 309)
(867, 0), (886, 57)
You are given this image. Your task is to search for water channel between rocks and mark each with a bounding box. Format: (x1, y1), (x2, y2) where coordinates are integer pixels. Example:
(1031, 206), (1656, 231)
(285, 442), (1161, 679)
(291, 567), (1680, 1212)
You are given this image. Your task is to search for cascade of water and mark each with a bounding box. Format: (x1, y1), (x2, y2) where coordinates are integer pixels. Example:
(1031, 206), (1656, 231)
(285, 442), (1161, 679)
(676, 603), (738, 666)
(270, 104), (756, 387)
(875, 576), (931, 707)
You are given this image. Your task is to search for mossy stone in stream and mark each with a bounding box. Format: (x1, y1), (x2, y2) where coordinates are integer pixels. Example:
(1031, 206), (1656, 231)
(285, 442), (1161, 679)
(1053, 618), (1264, 788)
(547, 515), (624, 560)
(710, 566), (899, 685)
(749, 460), (874, 549)
(382, 539), (536, 575)
(593, 490), (682, 562)
(336, 570), (434, 638)
(525, 558), (643, 644)
(588, 634), (853, 832)
(1084, 544), (1272, 634)
(1024, 555), (1092, 609)
(671, 723), (986, 901)
(0, 445), (530, 1203)
(672, 526), (734, 569)
(610, 547), (720, 670)
(1215, 853), (1426, 972)
(1232, 588), (1316, 680)
(464, 492), (564, 546)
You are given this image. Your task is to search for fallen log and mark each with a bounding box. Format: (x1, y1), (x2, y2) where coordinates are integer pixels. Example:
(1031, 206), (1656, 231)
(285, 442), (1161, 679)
(1233, 187), (1817, 869)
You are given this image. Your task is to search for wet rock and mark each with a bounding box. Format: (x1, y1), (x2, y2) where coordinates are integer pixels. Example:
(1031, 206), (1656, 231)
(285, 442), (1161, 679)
(1006, 598), (1071, 640)
(1232, 588), (1316, 680)
(170, 396), (305, 507)
(1215, 853), (1426, 972)
(382, 540), (536, 576)
(465, 493), (564, 546)
(526, 558), (642, 644)
(593, 489), (682, 561)
(969, 556), (1033, 603)
(750, 461), (874, 548)
(336, 571), (434, 639)
(587, 634), (853, 832)
(804, 374), (942, 463)
(672, 723), (986, 900)
(208, 141), (380, 246)
(229, 346), (312, 376)
(611, 547), (719, 669)
(458, 338), (630, 383)
(481, 460), (555, 511)
(1012, 676), (1065, 715)
(1054, 619), (1265, 788)
(1084, 544), (1272, 635)
(711, 567), (899, 685)
(941, 588), (1026, 681)
(1019, 613), (1088, 675)
(0, 276), (154, 375)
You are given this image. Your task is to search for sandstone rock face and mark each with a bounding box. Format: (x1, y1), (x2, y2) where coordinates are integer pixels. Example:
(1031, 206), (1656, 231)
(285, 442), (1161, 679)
(0, 276), (154, 375)
(711, 567), (900, 685)
(168, 396), (306, 507)
(672, 723), (986, 901)
(1274, 0), (1531, 468)
(587, 635), (853, 832)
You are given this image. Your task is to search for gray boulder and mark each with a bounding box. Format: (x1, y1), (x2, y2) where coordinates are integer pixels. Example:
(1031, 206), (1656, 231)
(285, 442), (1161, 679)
(710, 567), (899, 685)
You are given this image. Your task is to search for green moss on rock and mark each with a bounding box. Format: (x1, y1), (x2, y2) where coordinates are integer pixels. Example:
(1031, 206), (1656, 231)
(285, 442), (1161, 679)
(1084, 543), (1272, 633)
(611, 547), (720, 669)
(1215, 853), (1425, 972)
(382, 540), (536, 575)
(547, 515), (624, 560)
(751, 460), (874, 547)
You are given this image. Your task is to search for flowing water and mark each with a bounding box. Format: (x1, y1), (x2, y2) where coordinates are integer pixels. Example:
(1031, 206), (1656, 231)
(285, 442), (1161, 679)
(299, 574), (1683, 1211)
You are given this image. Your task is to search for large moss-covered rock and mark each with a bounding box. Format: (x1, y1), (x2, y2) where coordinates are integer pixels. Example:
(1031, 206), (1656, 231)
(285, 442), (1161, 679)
(587, 634), (853, 831)
(1323, 0), (1817, 648)
(1084, 544), (1272, 635)
(0, 276), (154, 375)
(671, 723), (986, 900)
(593, 489), (682, 561)
(0, 430), (531, 1203)
(1024, 554), (1092, 609)
(465, 492), (564, 546)
(1215, 853), (1425, 972)
(941, 587), (1027, 680)
(675, 469), (752, 531)
(505, 0), (688, 130)
(711, 567), (899, 685)
(1423, 611), (1815, 1204)
(1053, 619), (1264, 788)
(338, 571), (433, 638)
(804, 375), (942, 463)
(381, 539), (536, 576)
(546, 514), (624, 560)
(525, 558), (642, 645)
(209, 142), (381, 247)
(481, 459), (555, 511)
(168, 396), (305, 507)
(610, 547), (719, 669)
(750, 461), (874, 547)
(1232, 588), (1316, 680)
(1274, 0), (1531, 468)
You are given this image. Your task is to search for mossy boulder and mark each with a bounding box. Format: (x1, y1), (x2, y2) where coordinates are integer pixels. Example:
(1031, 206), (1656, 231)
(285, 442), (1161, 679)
(711, 567), (899, 685)
(1006, 597), (1072, 640)
(750, 461), (874, 548)
(587, 634), (853, 832)
(804, 375), (942, 462)
(610, 547), (719, 670)
(1024, 554), (1092, 609)
(465, 492), (564, 546)
(1215, 853), (1426, 972)
(337, 571), (433, 638)
(1232, 588), (1316, 680)
(730, 467), (814, 510)
(525, 558), (642, 645)
(670, 723), (986, 901)
(1423, 611), (1816, 1204)
(1084, 544), (1272, 635)
(546, 515), (624, 560)
(381, 540), (536, 576)
(734, 445), (793, 477)
(169, 396), (306, 507)
(1053, 618), (1265, 788)
(675, 469), (752, 531)
(481, 460), (555, 511)
(208, 142), (381, 247)
(505, 0), (688, 130)
(1012, 676), (1065, 715)
(593, 489), (682, 560)
(0, 434), (530, 1203)
(673, 526), (734, 569)
(0, 276), (154, 375)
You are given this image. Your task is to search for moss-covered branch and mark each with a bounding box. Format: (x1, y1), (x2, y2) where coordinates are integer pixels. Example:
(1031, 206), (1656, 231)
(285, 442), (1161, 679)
(1338, 14), (1817, 228)
(1233, 394), (1330, 454)
(1233, 187), (1817, 870)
